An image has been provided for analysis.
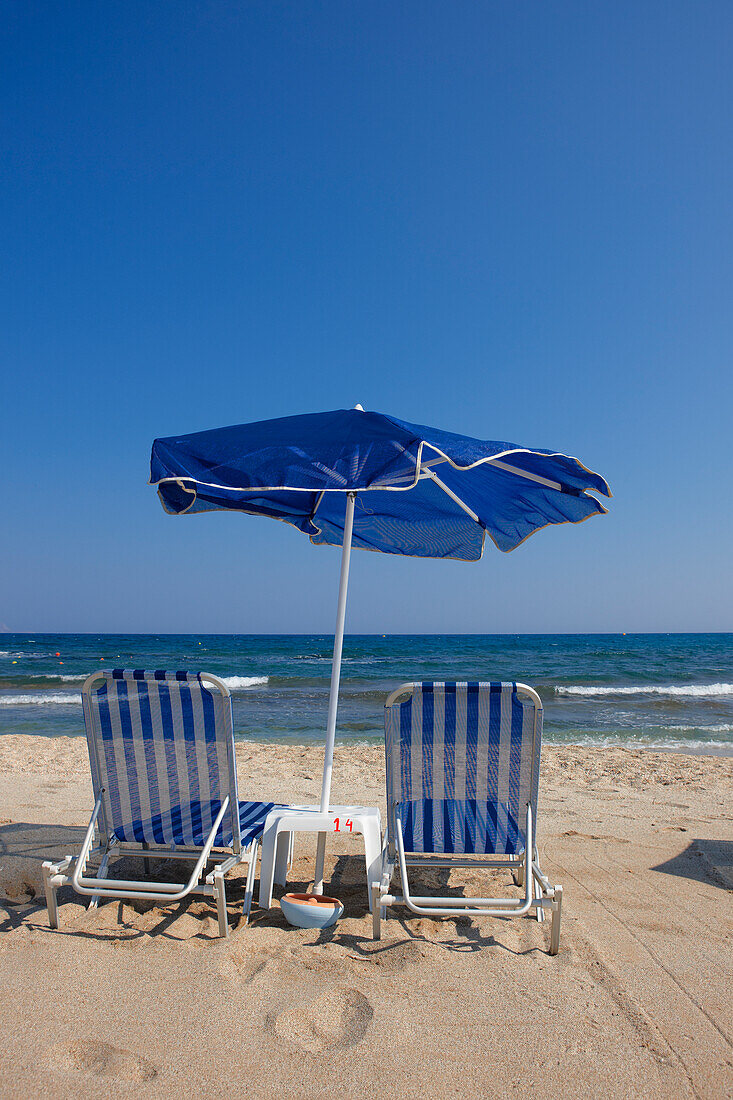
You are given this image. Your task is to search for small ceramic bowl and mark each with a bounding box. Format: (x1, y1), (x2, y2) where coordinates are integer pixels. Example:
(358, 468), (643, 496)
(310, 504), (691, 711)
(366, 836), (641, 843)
(280, 892), (344, 929)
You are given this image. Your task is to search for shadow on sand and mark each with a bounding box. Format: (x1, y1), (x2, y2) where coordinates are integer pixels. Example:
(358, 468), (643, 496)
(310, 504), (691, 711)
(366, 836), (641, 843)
(652, 838), (733, 890)
(1, 829), (539, 953)
(269, 851), (540, 957)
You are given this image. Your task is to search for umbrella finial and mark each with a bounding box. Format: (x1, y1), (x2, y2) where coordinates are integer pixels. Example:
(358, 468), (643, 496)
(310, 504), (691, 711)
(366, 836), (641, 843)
(353, 403), (364, 411)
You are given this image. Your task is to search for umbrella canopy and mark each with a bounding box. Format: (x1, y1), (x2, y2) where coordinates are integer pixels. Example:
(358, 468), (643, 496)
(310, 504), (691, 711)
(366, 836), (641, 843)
(150, 406), (610, 892)
(151, 407), (610, 561)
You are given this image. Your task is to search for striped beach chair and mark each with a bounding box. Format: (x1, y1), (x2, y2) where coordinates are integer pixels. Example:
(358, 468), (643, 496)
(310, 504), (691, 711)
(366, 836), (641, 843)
(373, 681), (563, 954)
(42, 670), (277, 937)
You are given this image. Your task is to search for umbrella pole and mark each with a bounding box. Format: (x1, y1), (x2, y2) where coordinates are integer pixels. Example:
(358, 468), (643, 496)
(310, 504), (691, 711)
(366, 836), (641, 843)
(313, 490), (356, 894)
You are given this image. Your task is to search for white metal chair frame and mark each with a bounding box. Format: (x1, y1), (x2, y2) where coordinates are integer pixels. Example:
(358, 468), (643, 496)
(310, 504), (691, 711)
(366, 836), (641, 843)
(372, 681), (563, 954)
(42, 671), (260, 938)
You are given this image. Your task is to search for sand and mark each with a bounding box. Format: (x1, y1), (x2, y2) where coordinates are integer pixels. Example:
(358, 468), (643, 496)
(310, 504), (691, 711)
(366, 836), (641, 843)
(0, 736), (731, 1099)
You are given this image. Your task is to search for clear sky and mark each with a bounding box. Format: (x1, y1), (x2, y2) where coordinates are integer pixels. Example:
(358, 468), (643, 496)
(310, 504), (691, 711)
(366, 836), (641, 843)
(2, 2), (731, 634)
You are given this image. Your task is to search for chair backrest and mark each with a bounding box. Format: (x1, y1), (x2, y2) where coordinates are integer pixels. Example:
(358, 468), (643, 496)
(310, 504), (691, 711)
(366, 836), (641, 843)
(81, 669), (240, 851)
(384, 681), (542, 855)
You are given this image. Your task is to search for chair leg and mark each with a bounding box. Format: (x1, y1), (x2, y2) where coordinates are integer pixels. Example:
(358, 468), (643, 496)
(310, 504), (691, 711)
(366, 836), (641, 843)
(371, 881), (382, 941)
(88, 846), (111, 910)
(534, 874), (545, 923)
(512, 852), (525, 888)
(242, 840), (259, 926)
(258, 818), (279, 910)
(531, 847), (545, 922)
(213, 870), (229, 938)
(549, 885), (563, 955)
(273, 829), (291, 889)
(360, 815), (383, 913)
(42, 861), (60, 930)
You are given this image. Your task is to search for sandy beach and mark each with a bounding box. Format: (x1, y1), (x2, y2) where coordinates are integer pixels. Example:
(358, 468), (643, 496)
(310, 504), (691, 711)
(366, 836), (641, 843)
(0, 737), (731, 1099)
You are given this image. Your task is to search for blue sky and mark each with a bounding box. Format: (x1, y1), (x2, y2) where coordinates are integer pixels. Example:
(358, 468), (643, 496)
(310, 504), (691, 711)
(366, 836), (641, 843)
(1, 2), (731, 634)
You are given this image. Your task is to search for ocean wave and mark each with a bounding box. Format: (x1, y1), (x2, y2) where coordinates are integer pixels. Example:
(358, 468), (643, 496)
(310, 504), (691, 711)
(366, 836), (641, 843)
(653, 723), (733, 733)
(544, 732), (733, 754)
(555, 683), (733, 698)
(0, 693), (81, 706)
(218, 675), (269, 690)
(24, 673), (88, 683)
(0, 651), (57, 659)
(0, 676), (270, 698)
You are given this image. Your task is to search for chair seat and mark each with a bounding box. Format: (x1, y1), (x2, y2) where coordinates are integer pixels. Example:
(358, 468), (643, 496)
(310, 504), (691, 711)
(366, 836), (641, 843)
(397, 798), (525, 856)
(112, 799), (278, 849)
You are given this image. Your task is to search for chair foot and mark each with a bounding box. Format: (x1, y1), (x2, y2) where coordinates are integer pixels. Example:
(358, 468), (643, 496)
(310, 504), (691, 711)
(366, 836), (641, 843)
(549, 885), (562, 955)
(42, 861), (59, 929)
(88, 848), (111, 910)
(371, 882), (382, 940)
(242, 841), (259, 926)
(213, 870), (229, 938)
(535, 878), (545, 923)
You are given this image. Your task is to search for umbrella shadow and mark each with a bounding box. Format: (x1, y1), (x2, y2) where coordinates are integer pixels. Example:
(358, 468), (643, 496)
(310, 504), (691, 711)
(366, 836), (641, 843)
(0, 821), (87, 930)
(286, 853), (540, 956)
(0, 821), (254, 940)
(652, 839), (733, 890)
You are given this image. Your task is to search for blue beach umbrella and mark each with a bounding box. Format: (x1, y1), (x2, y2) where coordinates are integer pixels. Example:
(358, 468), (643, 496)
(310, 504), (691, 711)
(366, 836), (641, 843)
(150, 405), (610, 890)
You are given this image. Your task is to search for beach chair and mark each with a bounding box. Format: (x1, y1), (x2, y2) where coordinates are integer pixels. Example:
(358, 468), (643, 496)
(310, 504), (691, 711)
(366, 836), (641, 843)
(42, 669), (277, 938)
(373, 681), (563, 954)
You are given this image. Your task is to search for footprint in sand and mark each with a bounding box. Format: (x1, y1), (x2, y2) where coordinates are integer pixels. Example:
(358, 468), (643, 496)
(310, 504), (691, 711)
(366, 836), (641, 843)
(407, 915), (472, 940)
(356, 938), (433, 972)
(220, 950), (272, 985)
(3, 879), (36, 902)
(52, 1040), (158, 1081)
(270, 988), (373, 1053)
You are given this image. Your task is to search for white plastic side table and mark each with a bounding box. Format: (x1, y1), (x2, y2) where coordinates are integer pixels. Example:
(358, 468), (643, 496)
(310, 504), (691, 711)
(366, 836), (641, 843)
(258, 804), (382, 912)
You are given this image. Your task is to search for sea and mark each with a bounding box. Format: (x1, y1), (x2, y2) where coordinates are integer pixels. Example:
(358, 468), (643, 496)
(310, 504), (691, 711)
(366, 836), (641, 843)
(0, 633), (731, 756)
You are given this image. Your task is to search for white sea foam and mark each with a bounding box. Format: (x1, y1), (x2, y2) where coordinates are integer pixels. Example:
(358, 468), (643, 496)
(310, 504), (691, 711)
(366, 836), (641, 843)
(26, 674), (88, 682)
(0, 693), (81, 706)
(547, 732), (733, 754)
(0, 651), (54, 659)
(655, 723), (733, 733)
(0, 676), (268, 699)
(556, 683), (733, 698)
(217, 675), (269, 690)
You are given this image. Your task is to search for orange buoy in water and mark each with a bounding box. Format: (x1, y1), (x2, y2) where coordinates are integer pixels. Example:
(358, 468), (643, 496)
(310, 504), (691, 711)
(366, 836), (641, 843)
(55, 651), (60, 657)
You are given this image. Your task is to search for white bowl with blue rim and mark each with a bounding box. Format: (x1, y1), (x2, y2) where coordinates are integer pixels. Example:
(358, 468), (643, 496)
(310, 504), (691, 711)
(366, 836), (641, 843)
(280, 893), (344, 929)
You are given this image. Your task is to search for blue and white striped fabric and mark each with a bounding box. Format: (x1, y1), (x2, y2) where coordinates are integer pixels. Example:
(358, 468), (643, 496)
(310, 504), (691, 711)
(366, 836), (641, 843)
(82, 670), (274, 850)
(384, 682), (542, 855)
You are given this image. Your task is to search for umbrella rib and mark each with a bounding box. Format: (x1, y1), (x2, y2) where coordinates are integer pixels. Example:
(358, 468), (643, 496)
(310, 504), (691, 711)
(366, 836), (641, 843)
(310, 490), (326, 518)
(153, 438), (606, 502)
(422, 468), (480, 523)
(486, 458), (562, 491)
